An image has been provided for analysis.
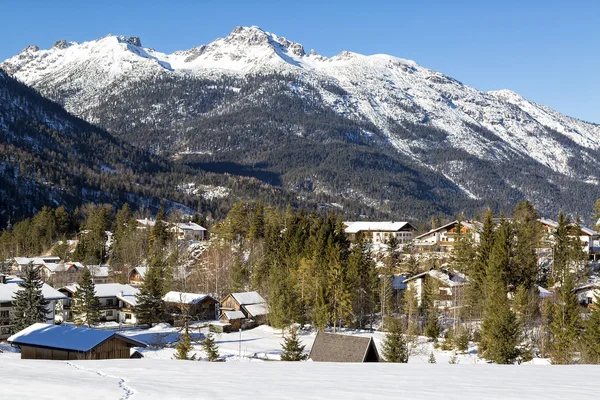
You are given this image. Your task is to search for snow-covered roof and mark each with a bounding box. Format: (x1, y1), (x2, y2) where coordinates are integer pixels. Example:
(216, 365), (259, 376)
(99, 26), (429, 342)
(0, 281), (66, 302)
(87, 265), (110, 278)
(162, 291), (214, 304)
(8, 323), (146, 351)
(117, 293), (138, 307)
(243, 303), (268, 317)
(133, 266), (147, 278)
(414, 220), (481, 240)
(61, 283), (139, 298)
(173, 222), (207, 231)
(221, 311), (246, 320)
(538, 218), (598, 236)
(344, 221), (415, 234)
(403, 269), (468, 287)
(13, 256), (60, 266)
(231, 291), (266, 305)
(537, 286), (553, 299)
(136, 218), (156, 227)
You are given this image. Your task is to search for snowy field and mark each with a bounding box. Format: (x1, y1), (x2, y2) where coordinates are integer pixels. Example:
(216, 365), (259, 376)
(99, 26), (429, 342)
(1, 358), (599, 399)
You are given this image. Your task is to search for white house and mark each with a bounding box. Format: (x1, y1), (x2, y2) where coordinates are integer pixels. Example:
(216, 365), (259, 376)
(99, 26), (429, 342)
(11, 256), (61, 274)
(170, 222), (207, 241)
(59, 283), (139, 325)
(538, 218), (600, 261)
(573, 283), (600, 306)
(0, 275), (66, 339)
(403, 268), (468, 309)
(343, 221), (417, 245)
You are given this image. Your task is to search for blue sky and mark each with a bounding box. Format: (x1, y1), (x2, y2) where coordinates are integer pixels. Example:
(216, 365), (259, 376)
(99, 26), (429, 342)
(1, 0), (598, 122)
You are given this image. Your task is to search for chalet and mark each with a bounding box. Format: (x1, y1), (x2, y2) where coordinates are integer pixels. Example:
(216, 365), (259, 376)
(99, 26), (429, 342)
(309, 331), (380, 362)
(170, 222), (208, 241)
(413, 220), (482, 253)
(221, 291), (268, 325)
(8, 323), (146, 360)
(60, 283), (139, 325)
(128, 266), (147, 286)
(11, 256), (61, 274)
(403, 268), (468, 309)
(573, 283), (600, 306)
(162, 291), (219, 320)
(219, 310), (246, 331)
(538, 218), (600, 261)
(0, 275), (66, 339)
(343, 221), (417, 245)
(135, 218), (156, 229)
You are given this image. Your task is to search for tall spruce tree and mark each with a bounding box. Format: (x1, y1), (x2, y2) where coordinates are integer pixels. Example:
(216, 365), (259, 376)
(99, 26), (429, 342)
(71, 268), (101, 327)
(550, 271), (580, 364)
(584, 305), (600, 363)
(480, 217), (521, 364)
(381, 318), (409, 362)
(470, 209), (495, 316)
(148, 207), (169, 257)
(135, 256), (165, 325)
(11, 264), (50, 332)
(512, 201), (542, 290)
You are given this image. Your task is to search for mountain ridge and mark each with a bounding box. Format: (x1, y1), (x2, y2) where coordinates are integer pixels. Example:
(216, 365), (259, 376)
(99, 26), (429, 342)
(2, 26), (599, 221)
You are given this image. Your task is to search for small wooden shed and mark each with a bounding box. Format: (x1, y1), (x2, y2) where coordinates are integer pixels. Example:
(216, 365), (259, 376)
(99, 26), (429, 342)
(8, 323), (147, 360)
(309, 331), (380, 362)
(219, 310), (246, 331)
(162, 291), (219, 320)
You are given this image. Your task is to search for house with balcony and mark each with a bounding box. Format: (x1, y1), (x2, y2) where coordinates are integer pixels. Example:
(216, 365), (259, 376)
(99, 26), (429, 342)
(0, 274), (66, 339)
(343, 221), (417, 246)
(413, 220), (482, 253)
(59, 283), (139, 325)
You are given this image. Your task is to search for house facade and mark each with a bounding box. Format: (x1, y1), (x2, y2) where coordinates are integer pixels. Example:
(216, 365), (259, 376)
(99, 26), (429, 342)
(163, 291), (219, 320)
(171, 222), (207, 241)
(403, 268), (468, 309)
(128, 266), (147, 286)
(344, 221), (417, 245)
(59, 283), (139, 325)
(220, 291), (268, 326)
(538, 218), (600, 261)
(413, 220), (481, 253)
(0, 275), (66, 339)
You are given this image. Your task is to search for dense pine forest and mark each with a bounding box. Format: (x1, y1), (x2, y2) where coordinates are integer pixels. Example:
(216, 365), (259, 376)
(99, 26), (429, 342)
(2, 198), (600, 364)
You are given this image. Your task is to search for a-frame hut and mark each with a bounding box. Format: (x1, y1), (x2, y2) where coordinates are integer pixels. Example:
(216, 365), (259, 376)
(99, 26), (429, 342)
(309, 331), (380, 362)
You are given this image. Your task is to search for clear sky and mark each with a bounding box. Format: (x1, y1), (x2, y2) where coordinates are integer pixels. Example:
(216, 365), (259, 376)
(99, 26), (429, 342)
(1, 0), (598, 123)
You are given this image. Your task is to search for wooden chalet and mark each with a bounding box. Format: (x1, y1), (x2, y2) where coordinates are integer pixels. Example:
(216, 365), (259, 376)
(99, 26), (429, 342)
(8, 323), (146, 360)
(128, 266), (147, 286)
(220, 291), (268, 325)
(309, 331), (380, 362)
(162, 291), (219, 320)
(413, 220), (481, 253)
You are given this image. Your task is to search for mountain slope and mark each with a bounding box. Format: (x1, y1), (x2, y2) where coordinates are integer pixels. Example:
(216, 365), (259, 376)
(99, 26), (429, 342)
(3, 27), (600, 220)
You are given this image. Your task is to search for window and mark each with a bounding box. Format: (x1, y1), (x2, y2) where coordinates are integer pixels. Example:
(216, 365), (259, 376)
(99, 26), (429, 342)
(0, 302), (11, 307)
(0, 310), (9, 319)
(588, 297), (593, 305)
(125, 313), (132, 320)
(105, 310), (113, 317)
(106, 299), (114, 306)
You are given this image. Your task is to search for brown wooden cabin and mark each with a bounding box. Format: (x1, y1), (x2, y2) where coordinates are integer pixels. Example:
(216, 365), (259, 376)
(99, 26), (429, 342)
(128, 266), (147, 286)
(8, 323), (146, 360)
(309, 331), (380, 362)
(162, 291), (219, 321)
(219, 311), (245, 331)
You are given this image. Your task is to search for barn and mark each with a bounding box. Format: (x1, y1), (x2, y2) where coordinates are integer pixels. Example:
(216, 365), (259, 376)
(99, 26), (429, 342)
(309, 331), (380, 362)
(8, 323), (146, 360)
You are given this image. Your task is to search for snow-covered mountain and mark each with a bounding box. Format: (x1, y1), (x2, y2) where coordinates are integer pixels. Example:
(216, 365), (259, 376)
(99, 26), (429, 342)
(3, 26), (600, 219)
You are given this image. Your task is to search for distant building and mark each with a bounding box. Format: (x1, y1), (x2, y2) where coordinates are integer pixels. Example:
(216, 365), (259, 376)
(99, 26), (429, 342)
(309, 331), (379, 362)
(343, 221), (417, 245)
(220, 291), (268, 326)
(573, 283), (600, 306)
(0, 275), (66, 339)
(8, 323), (146, 360)
(170, 222), (208, 241)
(413, 220), (482, 253)
(403, 268), (468, 309)
(538, 218), (600, 261)
(128, 266), (147, 286)
(162, 291), (219, 320)
(60, 283), (139, 325)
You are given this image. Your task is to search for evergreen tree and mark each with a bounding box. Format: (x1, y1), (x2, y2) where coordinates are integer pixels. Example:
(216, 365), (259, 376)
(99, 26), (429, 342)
(174, 321), (196, 360)
(550, 271), (580, 364)
(512, 201), (542, 289)
(428, 351), (437, 363)
(584, 305), (600, 363)
(11, 264), (50, 332)
(280, 328), (308, 361)
(230, 255), (247, 293)
(480, 227), (521, 364)
(203, 333), (220, 361)
(248, 201), (265, 240)
(71, 268), (101, 327)
(470, 209), (495, 316)
(381, 319), (409, 362)
(135, 257), (165, 325)
(488, 216), (513, 287)
(424, 310), (441, 342)
(148, 207), (169, 257)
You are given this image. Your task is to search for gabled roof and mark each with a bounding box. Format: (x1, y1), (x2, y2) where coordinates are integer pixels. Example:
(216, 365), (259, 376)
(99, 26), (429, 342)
(242, 303), (268, 317)
(403, 268), (468, 287)
(86, 265), (110, 278)
(344, 221), (416, 234)
(162, 291), (216, 305)
(414, 220), (481, 240)
(538, 218), (598, 237)
(309, 332), (379, 362)
(220, 311), (246, 320)
(173, 222), (207, 231)
(14, 256), (61, 266)
(61, 283), (139, 298)
(8, 323), (146, 352)
(230, 291), (266, 305)
(131, 266), (147, 279)
(0, 281), (67, 302)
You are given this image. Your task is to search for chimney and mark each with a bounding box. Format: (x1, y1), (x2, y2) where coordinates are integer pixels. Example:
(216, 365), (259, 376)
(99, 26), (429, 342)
(119, 291), (124, 297)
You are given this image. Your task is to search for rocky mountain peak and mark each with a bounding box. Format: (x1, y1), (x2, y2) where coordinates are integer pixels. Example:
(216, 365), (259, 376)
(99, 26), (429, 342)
(52, 40), (69, 50)
(117, 36), (142, 47)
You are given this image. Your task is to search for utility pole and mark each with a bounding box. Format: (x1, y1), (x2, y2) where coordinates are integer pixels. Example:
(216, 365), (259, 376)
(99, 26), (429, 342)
(238, 328), (242, 358)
